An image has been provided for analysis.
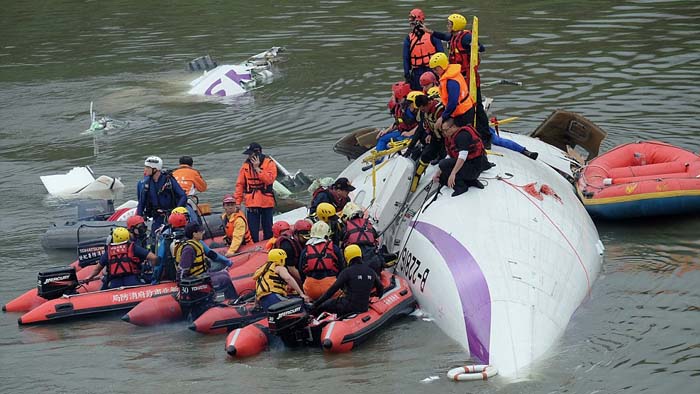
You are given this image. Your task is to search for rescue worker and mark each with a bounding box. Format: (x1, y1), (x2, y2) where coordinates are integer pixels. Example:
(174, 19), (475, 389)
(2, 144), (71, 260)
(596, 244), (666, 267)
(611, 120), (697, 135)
(176, 222), (237, 300)
(309, 177), (355, 214)
(428, 13), (490, 146)
(406, 89), (446, 192)
(433, 120), (490, 197)
(311, 245), (384, 316)
(429, 53), (488, 148)
(340, 202), (383, 274)
(152, 212), (188, 283)
(137, 156), (187, 242)
(172, 156), (208, 195)
(298, 221), (344, 301)
(254, 249), (310, 311)
(126, 215), (148, 249)
(273, 219), (312, 286)
(83, 227), (157, 289)
(265, 221), (291, 251)
(171, 206), (195, 224)
(315, 202), (343, 246)
(221, 194), (253, 257)
(371, 85), (419, 167)
(419, 70), (438, 92)
(403, 8), (444, 91)
(387, 81), (411, 116)
(234, 143), (277, 242)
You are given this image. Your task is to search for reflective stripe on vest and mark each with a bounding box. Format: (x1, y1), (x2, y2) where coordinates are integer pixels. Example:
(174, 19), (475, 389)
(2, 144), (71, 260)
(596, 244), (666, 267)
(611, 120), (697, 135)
(409, 32), (438, 68)
(255, 261), (287, 299)
(106, 242), (141, 277)
(439, 64), (475, 117)
(343, 218), (376, 246)
(445, 125), (485, 160)
(303, 241), (339, 275)
(175, 239), (207, 277)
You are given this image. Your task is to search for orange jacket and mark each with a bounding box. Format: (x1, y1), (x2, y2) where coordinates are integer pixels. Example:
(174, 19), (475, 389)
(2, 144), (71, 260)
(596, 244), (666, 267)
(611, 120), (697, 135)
(439, 64), (475, 118)
(234, 156), (277, 208)
(223, 211), (253, 255)
(172, 165), (208, 195)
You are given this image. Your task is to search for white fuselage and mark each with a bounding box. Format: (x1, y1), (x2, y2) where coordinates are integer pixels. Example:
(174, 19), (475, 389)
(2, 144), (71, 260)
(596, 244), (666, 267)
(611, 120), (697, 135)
(337, 136), (604, 378)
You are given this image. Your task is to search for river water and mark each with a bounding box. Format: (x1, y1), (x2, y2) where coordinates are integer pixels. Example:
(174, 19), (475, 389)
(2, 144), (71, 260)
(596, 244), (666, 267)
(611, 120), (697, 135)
(1, 1), (698, 393)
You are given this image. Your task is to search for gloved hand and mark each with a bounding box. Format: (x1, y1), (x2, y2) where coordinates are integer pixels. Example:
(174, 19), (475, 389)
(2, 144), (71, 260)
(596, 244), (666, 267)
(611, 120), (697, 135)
(151, 266), (163, 285)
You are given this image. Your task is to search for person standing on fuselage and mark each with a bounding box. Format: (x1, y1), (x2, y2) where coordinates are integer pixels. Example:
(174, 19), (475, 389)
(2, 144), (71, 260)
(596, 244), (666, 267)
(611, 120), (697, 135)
(403, 8), (444, 91)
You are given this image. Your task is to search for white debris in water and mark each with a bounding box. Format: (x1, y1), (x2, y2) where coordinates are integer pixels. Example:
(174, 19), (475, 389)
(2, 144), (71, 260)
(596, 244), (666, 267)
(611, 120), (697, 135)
(420, 376), (440, 383)
(409, 308), (434, 321)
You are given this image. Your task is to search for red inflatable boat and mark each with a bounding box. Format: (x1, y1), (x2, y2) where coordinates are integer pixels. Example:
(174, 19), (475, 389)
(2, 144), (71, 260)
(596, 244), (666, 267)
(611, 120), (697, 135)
(225, 272), (415, 358)
(577, 141), (700, 219)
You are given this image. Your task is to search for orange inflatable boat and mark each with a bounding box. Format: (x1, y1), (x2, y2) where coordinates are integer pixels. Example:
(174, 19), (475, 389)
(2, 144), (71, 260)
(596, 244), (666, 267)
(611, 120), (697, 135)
(577, 141), (700, 219)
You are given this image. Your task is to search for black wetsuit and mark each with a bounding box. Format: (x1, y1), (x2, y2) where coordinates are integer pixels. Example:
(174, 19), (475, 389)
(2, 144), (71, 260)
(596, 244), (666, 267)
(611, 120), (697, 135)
(312, 261), (384, 315)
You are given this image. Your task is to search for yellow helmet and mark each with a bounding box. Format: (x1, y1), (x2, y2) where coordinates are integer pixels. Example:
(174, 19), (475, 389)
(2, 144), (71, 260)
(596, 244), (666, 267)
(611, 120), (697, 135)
(448, 14), (467, 32)
(427, 86), (441, 99)
(315, 202), (337, 222)
(341, 202), (363, 219)
(268, 248), (287, 265)
(172, 206), (188, 215)
(344, 244), (362, 263)
(429, 52), (449, 70)
(407, 90), (426, 104)
(111, 227), (130, 245)
(310, 221), (330, 239)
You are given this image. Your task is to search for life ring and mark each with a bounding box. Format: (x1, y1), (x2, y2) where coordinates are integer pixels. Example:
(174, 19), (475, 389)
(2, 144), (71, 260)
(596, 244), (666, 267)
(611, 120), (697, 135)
(446, 365), (498, 381)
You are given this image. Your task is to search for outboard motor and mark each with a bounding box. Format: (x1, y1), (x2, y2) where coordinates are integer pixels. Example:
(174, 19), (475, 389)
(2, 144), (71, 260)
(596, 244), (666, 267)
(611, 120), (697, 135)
(267, 298), (319, 347)
(37, 267), (78, 300)
(178, 274), (215, 320)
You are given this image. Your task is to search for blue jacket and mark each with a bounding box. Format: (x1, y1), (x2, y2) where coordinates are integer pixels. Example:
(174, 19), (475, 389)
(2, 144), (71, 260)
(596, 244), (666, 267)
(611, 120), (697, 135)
(431, 31), (486, 53)
(136, 172), (187, 217)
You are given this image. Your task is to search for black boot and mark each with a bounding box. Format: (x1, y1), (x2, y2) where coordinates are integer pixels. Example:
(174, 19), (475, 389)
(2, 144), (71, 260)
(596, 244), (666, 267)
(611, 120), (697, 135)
(522, 149), (538, 160)
(467, 179), (485, 189)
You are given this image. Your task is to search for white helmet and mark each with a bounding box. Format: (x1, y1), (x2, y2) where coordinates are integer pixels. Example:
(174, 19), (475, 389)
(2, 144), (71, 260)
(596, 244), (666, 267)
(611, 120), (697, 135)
(309, 221), (330, 239)
(341, 202), (363, 219)
(144, 156), (163, 171)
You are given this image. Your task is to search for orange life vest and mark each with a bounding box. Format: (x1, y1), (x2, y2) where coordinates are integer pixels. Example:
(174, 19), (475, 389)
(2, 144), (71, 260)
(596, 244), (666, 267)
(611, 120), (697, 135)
(408, 32), (438, 68)
(439, 64), (475, 118)
(223, 211), (253, 246)
(235, 156), (277, 208)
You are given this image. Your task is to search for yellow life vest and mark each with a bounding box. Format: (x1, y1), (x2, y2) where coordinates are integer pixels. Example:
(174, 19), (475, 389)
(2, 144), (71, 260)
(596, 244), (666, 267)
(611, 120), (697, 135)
(254, 260), (287, 300)
(175, 239), (207, 277)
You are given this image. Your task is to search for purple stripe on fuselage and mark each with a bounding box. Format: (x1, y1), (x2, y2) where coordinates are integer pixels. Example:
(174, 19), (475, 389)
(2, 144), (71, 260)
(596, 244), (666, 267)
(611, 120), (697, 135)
(414, 221), (491, 363)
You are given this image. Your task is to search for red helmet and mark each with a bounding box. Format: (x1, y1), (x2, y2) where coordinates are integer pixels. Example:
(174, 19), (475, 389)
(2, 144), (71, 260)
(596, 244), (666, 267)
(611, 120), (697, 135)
(168, 212), (188, 228)
(293, 219), (312, 234)
(409, 8), (425, 22)
(419, 71), (437, 87)
(392, 81), (411, 100)
(272, 221), (291, 238)
(222, 194), (235, 204)
(126, 215), (145, 230)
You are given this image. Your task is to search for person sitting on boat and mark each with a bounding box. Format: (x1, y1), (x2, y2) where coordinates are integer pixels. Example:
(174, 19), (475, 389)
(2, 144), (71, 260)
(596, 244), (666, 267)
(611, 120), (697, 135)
(234, 142), (277, 242)
(176, 222), (237, 300)
(126, 215), (149, 249)
(298, 221), (345, 301)
(406, 89), (446, 192)
(403, 8), (444, 91)
(313, 202), (344, 246)
(273, 219), (312, 287)
(311, 245), (384, 316)
(152, 212), (188, 283)
(309, 177), (355, 214)
(82, 227), (157, 289)
(433, 120), (490, 197)
(254, 249), (311, 311)
(172, 155), (208, 196)
(221, 194), (253, 257)
(137, 156), (188, 244)
(265, 221), (290, 251)
(340, 202), (383, 274)
(429, 53), (492, 149)
(427, 14), (491, 147)
(387, 81), (410, 115)
(370, 87), (419, 168)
